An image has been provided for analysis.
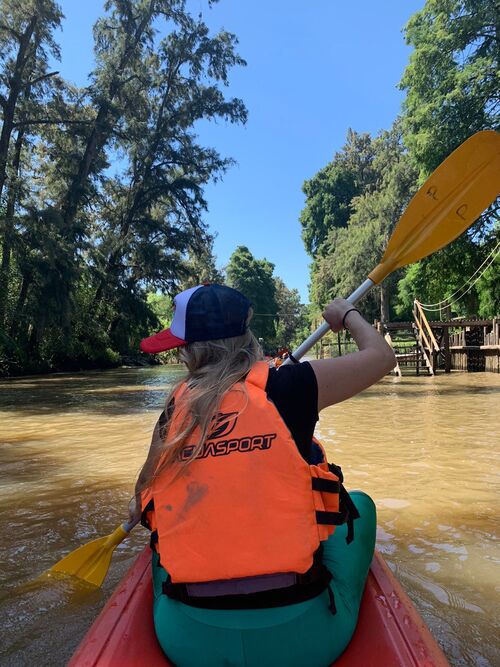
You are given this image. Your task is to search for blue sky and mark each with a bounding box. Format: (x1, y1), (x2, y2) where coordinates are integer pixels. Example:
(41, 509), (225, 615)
(54, 0), (423, 302)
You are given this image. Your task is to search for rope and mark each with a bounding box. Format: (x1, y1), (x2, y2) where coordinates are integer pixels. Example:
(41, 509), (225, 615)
(418, 242), (500, 312)
(252, 312), (301, 317)
(419, 247), (499, 312)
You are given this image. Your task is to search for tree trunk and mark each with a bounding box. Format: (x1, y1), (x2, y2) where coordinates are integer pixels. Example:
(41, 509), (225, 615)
(0, 129), (25, 327)
(380, 283), (390, 325)
(59, 5), (156, 232)
(0, 16), (37, 203)
(9, 271), (32, 338)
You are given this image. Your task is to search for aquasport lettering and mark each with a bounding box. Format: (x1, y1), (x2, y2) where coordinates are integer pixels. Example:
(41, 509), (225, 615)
(180, 434), (277, 460)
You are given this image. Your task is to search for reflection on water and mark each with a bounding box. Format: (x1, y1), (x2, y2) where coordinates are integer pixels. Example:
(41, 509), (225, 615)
(0, 367), (499, 666)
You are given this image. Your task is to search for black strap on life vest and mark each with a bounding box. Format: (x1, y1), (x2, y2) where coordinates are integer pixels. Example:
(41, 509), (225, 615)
(312, 470), (345, 526)
(162, 547), (333, 611)
(340, 485), (360, 544)
(311, 477), (340, 493)
(326, 463), (360, 544)
(141, 498), (154, 530)
(310, 463), (359, 543)
(149, 530), (158, 550)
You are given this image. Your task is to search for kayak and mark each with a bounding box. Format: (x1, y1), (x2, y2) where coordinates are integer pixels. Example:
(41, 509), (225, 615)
(69, 547), (450, 666)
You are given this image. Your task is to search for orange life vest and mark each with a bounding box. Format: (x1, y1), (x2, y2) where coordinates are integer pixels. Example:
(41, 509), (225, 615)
(141, 361), (347, 585)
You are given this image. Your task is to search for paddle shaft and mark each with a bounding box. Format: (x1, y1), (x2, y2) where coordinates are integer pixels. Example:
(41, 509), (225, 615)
(123, 516), (141, 533)
(282, 278), (374, 365)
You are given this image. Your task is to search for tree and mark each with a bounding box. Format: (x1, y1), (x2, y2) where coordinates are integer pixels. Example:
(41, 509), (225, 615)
(273, 277), (308, 350)
(178, 237), (225, 290)
(226, 245), (278, 344)
(0, 0), (63, 201)
(307, 126), (417, 323)
(476, 255), (500, 318)
(0, 0), (248, 375)
(400, 0), (499, 176)
(0, 0), (65, 326)
(397, 0), (499, 318)
(300, 130), (375, 257)
(86, 9), (245, 354)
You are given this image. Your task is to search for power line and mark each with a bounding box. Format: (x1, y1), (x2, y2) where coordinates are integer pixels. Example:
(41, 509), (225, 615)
(419, 246), (499, 312)
(253, 312), (300, 317)
(419, 242), (500, 312)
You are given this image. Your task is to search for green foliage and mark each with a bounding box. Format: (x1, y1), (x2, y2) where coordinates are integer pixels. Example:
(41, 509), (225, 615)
(476, 257), (500, 318)
(147, 292), (173, 330)
(400, 0), (499, 176)
(396, 236), (500, 318)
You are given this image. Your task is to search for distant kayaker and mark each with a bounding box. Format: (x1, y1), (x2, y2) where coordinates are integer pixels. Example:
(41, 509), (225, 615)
(132, 283), (395, 667)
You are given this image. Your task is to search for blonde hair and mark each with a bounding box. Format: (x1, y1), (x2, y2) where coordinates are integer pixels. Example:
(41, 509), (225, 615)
(137, 315), (263, 492)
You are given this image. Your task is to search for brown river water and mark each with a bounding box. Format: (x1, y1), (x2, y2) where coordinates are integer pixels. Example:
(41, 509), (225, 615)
(0, 367), (498, 666)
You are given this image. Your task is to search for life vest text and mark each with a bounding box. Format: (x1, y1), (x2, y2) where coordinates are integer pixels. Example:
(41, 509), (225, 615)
(181, 433), (277, 461)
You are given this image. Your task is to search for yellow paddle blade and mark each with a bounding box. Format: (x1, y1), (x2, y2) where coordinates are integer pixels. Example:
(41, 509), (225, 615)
(369, 130), (500, 284)
(49, 524), (129, 587)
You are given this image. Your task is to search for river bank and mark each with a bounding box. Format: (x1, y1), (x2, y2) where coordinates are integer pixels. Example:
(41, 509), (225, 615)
(0, 352), (178, 380)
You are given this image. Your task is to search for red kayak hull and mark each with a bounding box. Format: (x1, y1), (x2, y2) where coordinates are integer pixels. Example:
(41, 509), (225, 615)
(69, 548), (449, 667)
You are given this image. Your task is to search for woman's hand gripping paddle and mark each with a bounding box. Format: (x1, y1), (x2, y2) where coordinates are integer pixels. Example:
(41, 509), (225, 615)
(284, 130), (500, 364)
(48, 517), (140, 587)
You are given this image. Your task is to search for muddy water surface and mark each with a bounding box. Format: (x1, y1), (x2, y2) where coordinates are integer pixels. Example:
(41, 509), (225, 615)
(0, 368), (498, 666)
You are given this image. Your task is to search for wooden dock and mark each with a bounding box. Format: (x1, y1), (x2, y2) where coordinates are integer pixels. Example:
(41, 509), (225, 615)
(313, 303), (499, 374)
(381, 303), (500, 374)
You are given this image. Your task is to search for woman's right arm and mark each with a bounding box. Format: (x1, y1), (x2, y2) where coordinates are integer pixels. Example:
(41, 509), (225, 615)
(309, 298), (396, 412)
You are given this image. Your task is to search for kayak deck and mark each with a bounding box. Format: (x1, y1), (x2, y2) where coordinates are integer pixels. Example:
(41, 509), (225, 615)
(69, 547), (449, 667)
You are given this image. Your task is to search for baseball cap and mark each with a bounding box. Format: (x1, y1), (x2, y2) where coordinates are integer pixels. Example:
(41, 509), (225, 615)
(140, 284), (252, 353)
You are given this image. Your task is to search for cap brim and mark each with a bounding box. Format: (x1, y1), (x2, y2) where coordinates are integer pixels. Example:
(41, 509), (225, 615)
(140, 328), (187, 353)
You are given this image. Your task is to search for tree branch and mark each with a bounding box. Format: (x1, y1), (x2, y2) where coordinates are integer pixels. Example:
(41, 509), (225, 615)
(0, 23), (21, 40)
(12, 118), (93, 127)
(29, 71), (59, 86)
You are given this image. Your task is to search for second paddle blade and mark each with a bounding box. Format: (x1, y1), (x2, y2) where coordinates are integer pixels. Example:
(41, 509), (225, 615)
(49, 524), (129, 587)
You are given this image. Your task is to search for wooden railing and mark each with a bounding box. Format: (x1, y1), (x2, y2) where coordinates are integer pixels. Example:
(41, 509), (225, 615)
(413, 300), (440, 374)
(384, 332), (401, 376)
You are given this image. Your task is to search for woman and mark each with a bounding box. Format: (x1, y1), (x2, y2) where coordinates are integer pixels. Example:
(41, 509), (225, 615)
(132, 283), (395, 667)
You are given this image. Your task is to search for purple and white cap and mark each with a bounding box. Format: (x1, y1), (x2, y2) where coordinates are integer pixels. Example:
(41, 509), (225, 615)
(140, 284), (251, 353)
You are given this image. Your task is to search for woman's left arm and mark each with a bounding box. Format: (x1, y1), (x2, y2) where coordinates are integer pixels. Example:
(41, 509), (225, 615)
(128, 412), (166, 523)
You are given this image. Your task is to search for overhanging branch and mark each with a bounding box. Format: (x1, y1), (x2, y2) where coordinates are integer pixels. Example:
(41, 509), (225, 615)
(12, 118), (93, 127)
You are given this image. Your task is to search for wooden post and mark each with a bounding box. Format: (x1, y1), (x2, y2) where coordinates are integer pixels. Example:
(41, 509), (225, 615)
(443, 326), (451, 373)
(337, 331), (342, 357)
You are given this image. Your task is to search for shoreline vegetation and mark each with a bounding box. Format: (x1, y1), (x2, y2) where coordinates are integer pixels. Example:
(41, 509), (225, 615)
(0, 1), (498, 378)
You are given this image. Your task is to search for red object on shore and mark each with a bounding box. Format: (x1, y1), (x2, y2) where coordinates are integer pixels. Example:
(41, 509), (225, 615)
(68, 548), (450, 667)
